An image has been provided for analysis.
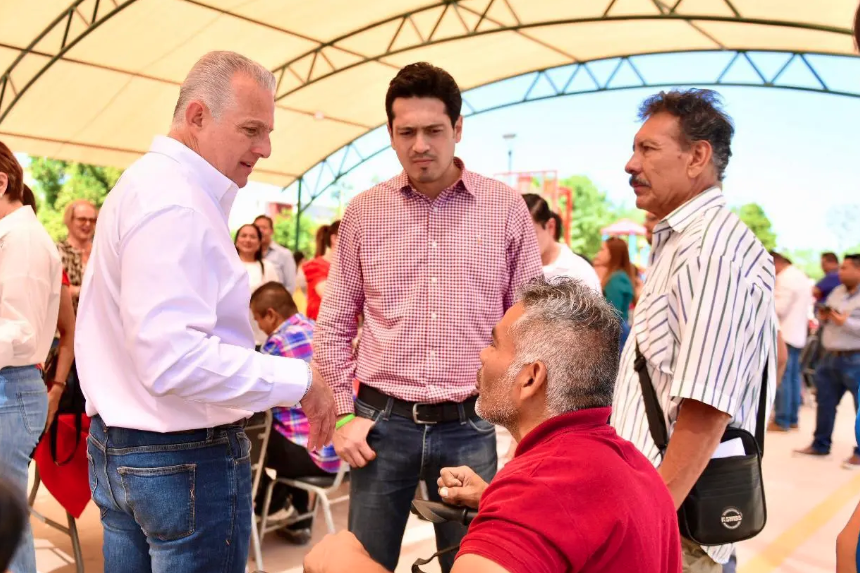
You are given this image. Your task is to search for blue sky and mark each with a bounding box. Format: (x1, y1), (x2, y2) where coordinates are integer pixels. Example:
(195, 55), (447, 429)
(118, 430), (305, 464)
(234, 52), (860, 254)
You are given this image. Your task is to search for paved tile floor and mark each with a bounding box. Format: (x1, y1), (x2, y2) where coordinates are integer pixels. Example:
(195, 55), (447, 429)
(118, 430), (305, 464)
(29, 396), (860, 573)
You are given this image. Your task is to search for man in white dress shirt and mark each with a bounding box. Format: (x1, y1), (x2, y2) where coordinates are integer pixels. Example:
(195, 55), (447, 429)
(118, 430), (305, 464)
(769, 251), (811, 432)
(75, 51), (334, 573)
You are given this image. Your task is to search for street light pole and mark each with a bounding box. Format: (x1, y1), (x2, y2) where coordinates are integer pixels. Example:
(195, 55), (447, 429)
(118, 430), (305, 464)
(503, 133), (516, 174)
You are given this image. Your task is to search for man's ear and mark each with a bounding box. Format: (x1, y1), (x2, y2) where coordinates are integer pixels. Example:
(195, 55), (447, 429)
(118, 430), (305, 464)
(185, 101), (206, 131)
(686, 140), (713, 179)
(518, 361), (548, 401)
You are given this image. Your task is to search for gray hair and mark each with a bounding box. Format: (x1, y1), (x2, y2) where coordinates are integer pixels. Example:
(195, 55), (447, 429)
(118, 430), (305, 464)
(509, 277), (621, 416)
(172, 51), (276, 126)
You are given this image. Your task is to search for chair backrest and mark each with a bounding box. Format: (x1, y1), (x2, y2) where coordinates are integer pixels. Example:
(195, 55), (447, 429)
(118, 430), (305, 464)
(245, 411), (273, 497)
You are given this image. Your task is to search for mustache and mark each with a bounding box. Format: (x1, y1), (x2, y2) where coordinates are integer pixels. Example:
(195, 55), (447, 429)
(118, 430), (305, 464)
(629, 175), (650, 187)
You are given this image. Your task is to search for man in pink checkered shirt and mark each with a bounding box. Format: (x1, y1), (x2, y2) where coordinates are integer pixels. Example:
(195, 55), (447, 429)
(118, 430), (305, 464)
(313, 62), (542, 572)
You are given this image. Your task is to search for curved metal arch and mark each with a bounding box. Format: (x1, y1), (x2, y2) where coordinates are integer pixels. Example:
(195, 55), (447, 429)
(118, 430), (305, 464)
(0, 0), (141, 124)
(270, 0), (852, 102)
(288, 48), (860, 228)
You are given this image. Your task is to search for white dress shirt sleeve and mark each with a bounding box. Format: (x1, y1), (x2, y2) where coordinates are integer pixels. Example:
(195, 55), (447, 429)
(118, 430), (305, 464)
(774, 273), (794, 321)
(0, 236), (45, 366)
(118, 206), (310, 410)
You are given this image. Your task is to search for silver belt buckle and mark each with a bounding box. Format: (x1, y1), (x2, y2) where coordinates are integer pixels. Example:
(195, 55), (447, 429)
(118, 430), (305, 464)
(412, 403), (437, 425)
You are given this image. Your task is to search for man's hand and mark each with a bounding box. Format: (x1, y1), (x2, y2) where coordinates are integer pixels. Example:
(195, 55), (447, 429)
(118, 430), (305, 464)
(334, 416), (376, 468)
(304, 531), (386, 573)
(45, 384), (64, 431)
(438, 466), (488, 509)
(301, 365), (336, 452)
(830, 310), (849, 327)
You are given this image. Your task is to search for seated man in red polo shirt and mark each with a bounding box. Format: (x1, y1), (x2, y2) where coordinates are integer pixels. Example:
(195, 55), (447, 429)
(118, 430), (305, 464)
(305, 277), (681, 573)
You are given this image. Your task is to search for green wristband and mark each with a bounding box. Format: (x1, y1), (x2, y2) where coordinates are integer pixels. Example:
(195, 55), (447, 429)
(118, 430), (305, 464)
(336, 414), (355, 429)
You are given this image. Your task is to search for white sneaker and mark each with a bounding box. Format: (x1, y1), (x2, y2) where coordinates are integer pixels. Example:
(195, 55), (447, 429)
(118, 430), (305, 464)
(265, 505), (296, 523)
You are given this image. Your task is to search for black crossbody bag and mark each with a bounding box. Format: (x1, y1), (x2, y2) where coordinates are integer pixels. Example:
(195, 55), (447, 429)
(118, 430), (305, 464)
(634, 345), (768, 546)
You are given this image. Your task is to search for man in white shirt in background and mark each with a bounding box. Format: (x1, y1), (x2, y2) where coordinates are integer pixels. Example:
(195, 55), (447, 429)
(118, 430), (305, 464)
(255, 214), (297, 292)
(769, 251), (812, 432)
(75, 51), (335, 573)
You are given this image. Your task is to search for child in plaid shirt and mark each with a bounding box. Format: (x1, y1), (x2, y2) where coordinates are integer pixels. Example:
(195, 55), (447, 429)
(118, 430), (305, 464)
(251, 282), (340, 544)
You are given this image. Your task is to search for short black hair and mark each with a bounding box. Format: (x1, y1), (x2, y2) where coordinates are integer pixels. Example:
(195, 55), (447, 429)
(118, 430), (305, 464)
(822, 252), (839, 264)
(846, 254), (860, 268)
(385, 62), (461, 128)
(254, 215), (274, 228)
(770, 251), (792, 265)
(638, 88), (734, 181)
(250, 281), (298, 319)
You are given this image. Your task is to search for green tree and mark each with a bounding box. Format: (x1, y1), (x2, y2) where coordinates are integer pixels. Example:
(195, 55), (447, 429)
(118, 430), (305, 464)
(273, 210), (318, 256)
(27, 157), (122, 241)
(29, 157), (68, 208)
(732, 203), (777, 251)
(783, 249), (824, 280)
(559, 175), (617, 259)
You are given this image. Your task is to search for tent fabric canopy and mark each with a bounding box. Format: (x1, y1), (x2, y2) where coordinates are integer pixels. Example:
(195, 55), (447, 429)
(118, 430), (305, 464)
(1, 0), (856, 187)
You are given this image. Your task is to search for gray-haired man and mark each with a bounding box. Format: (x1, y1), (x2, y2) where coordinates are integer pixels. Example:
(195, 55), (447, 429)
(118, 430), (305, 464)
(305, 277), (682, 573)
(77, 51), (334, 573)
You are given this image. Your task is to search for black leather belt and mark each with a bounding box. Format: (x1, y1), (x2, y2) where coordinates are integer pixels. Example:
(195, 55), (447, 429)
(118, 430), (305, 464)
(830, 349), (860, 358)
(358, 385), (478, 425)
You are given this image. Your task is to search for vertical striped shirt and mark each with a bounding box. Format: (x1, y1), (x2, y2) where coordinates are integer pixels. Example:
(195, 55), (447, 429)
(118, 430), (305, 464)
(610, 187), (777, 564)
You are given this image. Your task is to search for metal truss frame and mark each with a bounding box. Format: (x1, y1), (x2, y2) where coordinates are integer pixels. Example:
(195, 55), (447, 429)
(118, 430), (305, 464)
(0, 0), (141, 124)
(287, 48), (860, 245)
(269, 0), (851, 102)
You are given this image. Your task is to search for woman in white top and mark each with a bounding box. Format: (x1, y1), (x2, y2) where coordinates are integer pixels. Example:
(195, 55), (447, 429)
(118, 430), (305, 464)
(522, 193), (601, 291)
(0, 141), (62, 573)
(234, 224), (281, 347)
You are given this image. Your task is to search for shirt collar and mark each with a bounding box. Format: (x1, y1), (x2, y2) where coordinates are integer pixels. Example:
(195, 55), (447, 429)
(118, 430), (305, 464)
(149, 136), (239, 217)
(0, 205), (37, 239)
(654, 187), (725, 237)
(393, 157), (475, 197)
(273, 313), (312, 335)
(515, 407), (612, 457)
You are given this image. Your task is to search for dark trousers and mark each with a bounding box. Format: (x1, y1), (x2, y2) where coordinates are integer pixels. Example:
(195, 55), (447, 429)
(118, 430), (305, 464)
(254, 430), (329, 530)
(348, 397), (497, 573)
(774, 344), (802, 428)
(812, 352), (860, 455)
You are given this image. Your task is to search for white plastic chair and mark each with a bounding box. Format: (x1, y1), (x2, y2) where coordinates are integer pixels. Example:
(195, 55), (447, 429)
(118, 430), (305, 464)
(245, 411), (273, 571)
(259, 461), (349, 540)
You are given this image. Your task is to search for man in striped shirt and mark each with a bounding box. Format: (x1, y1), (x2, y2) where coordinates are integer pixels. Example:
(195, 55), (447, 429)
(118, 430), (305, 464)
(611, 89), (777, 572)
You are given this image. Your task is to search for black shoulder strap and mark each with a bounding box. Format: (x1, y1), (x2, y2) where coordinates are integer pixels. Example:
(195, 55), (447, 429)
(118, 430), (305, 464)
(755, 360), (769, 457)
(634, 343), (669, 453)
(635, 342), (770, 457)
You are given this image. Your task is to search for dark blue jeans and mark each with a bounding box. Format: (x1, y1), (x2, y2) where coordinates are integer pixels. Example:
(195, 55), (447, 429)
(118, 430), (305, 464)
(349, 397), (497, 573)
(774, 344), (802, 428)
(87, 416), (252, 573)
(812, 352), (860, 455)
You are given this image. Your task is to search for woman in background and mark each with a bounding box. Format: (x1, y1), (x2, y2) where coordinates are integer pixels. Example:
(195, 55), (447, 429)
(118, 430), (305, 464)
(0, 142), (62, 573)
(522, 194), (600, 291)
(593, 237), (636, 347)
(235, 223), (280, 348)
(302, 221), (340, 321)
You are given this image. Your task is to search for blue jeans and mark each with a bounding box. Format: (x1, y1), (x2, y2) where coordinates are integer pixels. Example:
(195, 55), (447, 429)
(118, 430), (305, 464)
(774, 345), (802, 428)
(812, 352), (860, 455)
(0, 366), (48, 573)
(87, 416), (252, 573)
(349, 397), (497, 573)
